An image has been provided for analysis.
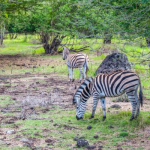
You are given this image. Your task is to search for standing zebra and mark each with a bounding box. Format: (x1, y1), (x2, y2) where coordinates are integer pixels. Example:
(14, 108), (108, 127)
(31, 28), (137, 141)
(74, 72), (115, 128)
(73, 71), (143, 121)
(62, 47), (89, 82)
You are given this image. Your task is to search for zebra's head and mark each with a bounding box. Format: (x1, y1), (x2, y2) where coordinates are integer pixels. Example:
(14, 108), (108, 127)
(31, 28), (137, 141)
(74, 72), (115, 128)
(73, 77), (94, 120)
(76, 99), (86, 120)
(62, 47), (70, 60)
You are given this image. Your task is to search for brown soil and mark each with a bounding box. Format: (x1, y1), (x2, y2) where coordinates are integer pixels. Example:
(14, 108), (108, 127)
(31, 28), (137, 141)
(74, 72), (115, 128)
(0, 55), (150, 150)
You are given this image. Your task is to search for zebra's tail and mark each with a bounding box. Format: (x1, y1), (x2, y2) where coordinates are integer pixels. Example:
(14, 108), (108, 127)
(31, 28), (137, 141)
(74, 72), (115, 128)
(139, 80), (143, 107)
(85, 57), (89, 75)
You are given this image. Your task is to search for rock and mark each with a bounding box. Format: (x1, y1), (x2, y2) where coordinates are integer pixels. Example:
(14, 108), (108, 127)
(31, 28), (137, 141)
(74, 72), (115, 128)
(98, 145), (103, 150)
(95, 53), (131, 75)
(45, 139), (53, 143)
(6, 130), (16, 134)
(117, 148), (123, 150)
(93, 135), (99, 139)
(11, 97), (17, 100)
(87, 125), (92, 130)
(77, 139), (89, 148)
(74, 136), (78, 141)
(25, 72), (31, 75)
(87, 145), (96, 149)
(110, 104), (121, 109)
(108, 125), (114, 129)
(79, 136), (85, 139)
(20, 138), (32, 143)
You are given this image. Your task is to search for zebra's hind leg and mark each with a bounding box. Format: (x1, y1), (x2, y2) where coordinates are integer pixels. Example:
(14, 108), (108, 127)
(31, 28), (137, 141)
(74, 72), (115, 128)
(100, 98), (106, 121)
(126, 90), (137, 121)
(90, 95), (99, 119)
(79, 67), (83, 82)
(135, 89), (140, 119)
(83, 64), (86, 79)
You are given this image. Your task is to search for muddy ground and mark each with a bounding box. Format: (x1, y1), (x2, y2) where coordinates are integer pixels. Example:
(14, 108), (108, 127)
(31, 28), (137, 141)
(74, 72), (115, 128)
(0, 55), (150, 150)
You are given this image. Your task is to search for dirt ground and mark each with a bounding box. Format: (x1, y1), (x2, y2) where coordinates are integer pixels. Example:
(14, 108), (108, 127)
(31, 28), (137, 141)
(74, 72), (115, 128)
(0, 55), (150, 150)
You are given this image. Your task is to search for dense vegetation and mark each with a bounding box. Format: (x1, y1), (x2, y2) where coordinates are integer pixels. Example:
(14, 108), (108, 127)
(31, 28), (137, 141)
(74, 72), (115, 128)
(1, 0), (150, 53)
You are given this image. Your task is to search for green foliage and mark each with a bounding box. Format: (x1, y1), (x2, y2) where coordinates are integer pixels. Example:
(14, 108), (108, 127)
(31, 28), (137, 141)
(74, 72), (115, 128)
(119, 132), (129, 137)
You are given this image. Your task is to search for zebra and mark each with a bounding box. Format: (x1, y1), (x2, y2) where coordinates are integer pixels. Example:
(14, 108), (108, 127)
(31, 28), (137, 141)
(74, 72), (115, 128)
(62, 47), (89, 82)
(73, 70), (143, 121)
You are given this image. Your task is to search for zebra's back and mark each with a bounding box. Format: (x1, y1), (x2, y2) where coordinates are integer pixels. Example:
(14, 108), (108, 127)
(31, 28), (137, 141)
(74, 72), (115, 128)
(93, 71), (140, 97)
(67, 53), (87, 68)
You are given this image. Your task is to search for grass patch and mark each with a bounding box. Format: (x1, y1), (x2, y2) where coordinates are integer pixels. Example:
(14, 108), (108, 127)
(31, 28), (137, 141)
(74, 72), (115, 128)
(13, 108), (150, 149)
(0, 95), (15, 107)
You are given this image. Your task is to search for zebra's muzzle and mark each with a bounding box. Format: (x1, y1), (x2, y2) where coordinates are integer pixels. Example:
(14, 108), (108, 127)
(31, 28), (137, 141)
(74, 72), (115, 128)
(76, 116), (83, 120)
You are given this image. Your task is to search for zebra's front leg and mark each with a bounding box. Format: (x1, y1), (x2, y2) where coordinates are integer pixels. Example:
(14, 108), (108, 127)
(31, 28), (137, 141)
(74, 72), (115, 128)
(67, 66), (72, 81)
(79, 67), (83, 82)
(72, 68), (75, 82)
(100, 98), (106, 121)
(127, 92), (137, 121)
(89, 95), (99, 119)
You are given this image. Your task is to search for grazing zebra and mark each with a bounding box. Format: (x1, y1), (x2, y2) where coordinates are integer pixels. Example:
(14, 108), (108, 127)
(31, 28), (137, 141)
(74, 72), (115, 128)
(73, 71), (143, 121)
(62, 47), (89, 82)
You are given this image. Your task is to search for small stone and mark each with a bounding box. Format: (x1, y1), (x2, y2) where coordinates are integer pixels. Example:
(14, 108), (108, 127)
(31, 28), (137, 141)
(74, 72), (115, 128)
(11, 97), (17, 100)
(25, 72), (31, 75)
(20, 138), (31, 143)
(66, 144), (72, 147)
(108, 125), (114, 129)
(45, 139), (53, 143)
(53, 123), (58, 126)
(98, 145), (103, 150)
(87, 125), (92, 130)
(6, 130), (16, 134)
(87, 145), (96, 149)
(117, 148), (123, 150)
(74, 136), (78, 141)
(77, 139), (89, 148)
(79, 136), (85, 139)
(93, 135), (99, 139)
(110, 104), (121, 109)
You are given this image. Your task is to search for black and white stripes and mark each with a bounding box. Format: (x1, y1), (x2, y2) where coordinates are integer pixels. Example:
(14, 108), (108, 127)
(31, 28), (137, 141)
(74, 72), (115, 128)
(73, 71), (143, 121)
(62, 47), (89, 81)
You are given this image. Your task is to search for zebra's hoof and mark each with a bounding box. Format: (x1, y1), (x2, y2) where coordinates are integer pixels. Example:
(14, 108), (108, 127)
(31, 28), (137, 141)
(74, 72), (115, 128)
(89, 116), (94, 119)
(129, 117), (135, 121)
(102, 117), (106, 121)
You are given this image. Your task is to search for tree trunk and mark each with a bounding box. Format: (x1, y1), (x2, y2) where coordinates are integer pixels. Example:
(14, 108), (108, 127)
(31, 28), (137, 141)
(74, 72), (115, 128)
(0, 28), (4, 45)
(146, 38), (150, 47)
(103, 31), (112, 44)
(42, 33), (65, 54)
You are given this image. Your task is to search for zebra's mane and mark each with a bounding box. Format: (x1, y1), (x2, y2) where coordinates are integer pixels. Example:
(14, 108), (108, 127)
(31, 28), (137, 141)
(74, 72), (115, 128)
(73, 77), (93, 104)
(96, 70), (134, 76)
